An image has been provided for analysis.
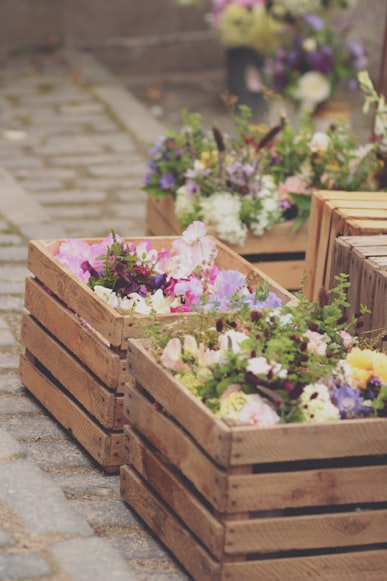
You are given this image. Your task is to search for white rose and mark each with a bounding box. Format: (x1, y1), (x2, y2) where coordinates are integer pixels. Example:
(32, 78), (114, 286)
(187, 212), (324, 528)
(309, 132), (331, 152)
(296, 71), (331, 106)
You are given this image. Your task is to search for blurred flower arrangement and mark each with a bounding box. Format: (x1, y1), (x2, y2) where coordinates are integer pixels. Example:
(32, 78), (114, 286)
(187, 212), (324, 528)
(55, 221), (282, 315)
(263, 14), (368, 111)
(143, 95), (383, 243)
(146, 274), (387, 426)
(209, 1), (282, 55)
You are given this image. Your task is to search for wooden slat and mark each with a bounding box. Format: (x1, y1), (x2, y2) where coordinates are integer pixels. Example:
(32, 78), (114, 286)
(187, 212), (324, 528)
(24, 277), (125, 391)
(21, 314), (124, 430)
(124, 386), (229, 512)
(227, 464), (387, 512)
(120, 464), (220, 581)
(18, 353), (123, 471)
(27, 240), (125, 347)
(222, 550), (387, 580)
(224, 509), (387, 554)
(123, 425), (225, 560)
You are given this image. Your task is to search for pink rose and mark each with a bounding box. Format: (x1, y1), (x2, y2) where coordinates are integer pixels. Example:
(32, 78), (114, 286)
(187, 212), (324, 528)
(239, 395), (280, 427)
(303, 329), (327, 356)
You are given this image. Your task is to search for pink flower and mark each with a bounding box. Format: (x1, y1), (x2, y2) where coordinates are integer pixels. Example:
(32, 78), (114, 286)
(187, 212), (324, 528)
(239, 395), (280, 427)
(197, 343), (222, 367)
(181, 220), (208, 244)
(279, 176), (307, 196)
(339, 330), (354, 351)
(303, 329), (328, 356)
(160, 338), (189, 372)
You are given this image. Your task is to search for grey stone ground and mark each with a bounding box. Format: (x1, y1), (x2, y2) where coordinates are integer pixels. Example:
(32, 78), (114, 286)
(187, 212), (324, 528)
(0, 49), (191, 581)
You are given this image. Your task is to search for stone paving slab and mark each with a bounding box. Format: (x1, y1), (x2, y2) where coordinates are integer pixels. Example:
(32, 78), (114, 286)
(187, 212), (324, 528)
(0, 49), (191, 581)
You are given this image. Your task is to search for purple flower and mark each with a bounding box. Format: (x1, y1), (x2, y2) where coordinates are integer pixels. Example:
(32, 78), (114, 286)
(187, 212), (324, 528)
(146, 160), (157, 174)
(311, 47), (334, 74)
(331, 385), (368, 419)
(148, 136), (165, 155)
(186, 179), (200, 195)
(159, 173), (176, 190)
(304, 14), (324, 31)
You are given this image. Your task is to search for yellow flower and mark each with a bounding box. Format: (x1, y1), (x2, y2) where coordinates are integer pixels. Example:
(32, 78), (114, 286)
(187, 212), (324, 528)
(373, 353), (387, 382)
(218, 5), (281, 55)
(200, 150), (218, 167)
(348, 367), (372, 390)
(346, 347), (375, 370)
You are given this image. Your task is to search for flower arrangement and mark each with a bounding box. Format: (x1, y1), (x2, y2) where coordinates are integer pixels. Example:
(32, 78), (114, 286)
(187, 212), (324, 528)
(145, 274), (387, 427)
(143, 101), (382, 243)
(209, 1), (282, 55)
(263, 14), (368, 110)
(55, 221), (282, 315)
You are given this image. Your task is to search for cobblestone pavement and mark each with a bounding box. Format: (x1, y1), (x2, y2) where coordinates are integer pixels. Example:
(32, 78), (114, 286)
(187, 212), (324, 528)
(0, 49), (190, 581)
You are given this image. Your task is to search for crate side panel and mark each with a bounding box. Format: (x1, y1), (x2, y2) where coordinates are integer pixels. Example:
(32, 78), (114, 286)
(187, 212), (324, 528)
(127, 340), (232, 467)
(120, 464), (220, 581)
(21, 314), (122, 430)
(123, 425), (225, 560)
(19, 354), (113, 468)
(124, 387), (229, 512)
(27, 240), (124, 346)
(24, 277), (123, 390)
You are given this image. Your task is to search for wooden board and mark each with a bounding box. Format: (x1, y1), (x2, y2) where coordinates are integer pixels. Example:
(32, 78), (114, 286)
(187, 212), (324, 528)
(330, 235), (387, 346)
(304, 191), (387, 301)
(19, 353), (124, 472)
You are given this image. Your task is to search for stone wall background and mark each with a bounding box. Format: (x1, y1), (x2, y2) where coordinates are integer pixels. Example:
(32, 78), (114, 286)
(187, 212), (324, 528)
(0, 0), (385, 86)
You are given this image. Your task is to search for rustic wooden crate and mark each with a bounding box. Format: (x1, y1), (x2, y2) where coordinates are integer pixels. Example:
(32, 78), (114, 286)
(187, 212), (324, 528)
(19, 236), (295, 472)
(330, 234), (387, 349)
(121, 339), (387, 581)
(146, 194), (309, 291)
(304, 191), (387, 302)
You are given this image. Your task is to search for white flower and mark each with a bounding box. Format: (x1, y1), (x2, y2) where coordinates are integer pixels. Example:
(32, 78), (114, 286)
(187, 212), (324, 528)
(93, 285), (120, 308)
(302, 38), (316, 52)
(309, 131), (331, 152)
(299, 383), (340, 423)
(200, 192), (248, 245)
(175, 185), (196, 218)
(295, 71), (331, 106)
(218, 329), (249, 353)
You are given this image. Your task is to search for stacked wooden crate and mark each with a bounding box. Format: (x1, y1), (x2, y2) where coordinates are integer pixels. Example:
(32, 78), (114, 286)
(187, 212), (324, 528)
(146, 194), (309, 291)
(18, 236), (295, 473)
(121, 338), (387, 581)
(330, 235), (387, 350)
(303, 191), (387, 301)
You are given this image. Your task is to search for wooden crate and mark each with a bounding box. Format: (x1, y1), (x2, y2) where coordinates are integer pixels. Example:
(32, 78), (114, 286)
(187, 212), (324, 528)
(146, 195), (309, 292)
(304, 191), (387, 301)
(19, 236), (295, 472)
(121, 338), (387, 581)
(330, 235), (387, 349)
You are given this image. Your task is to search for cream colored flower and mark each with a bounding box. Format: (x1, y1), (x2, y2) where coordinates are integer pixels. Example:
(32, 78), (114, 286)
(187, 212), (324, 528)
(296, 71), (331, 106)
